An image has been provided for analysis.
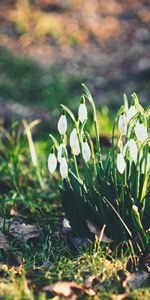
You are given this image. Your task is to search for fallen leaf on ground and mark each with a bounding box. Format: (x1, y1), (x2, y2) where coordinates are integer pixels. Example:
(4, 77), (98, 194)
(85, 275), (97, 288)
(86, 221), (113, 243)
(68, 236), (92, 251)
(0, 218), (39, 242)
(43, 281), (96, 297)
(9, 221), (39, 241)
(0, 231), (9, 250)
(143, 253), (150, 272)
(123, 271), (149, 290)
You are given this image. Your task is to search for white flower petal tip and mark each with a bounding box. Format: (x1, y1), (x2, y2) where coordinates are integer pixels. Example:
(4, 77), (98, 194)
(126, 105), (137, 123)
(57, 114), (67, 135)
(57, 144), (68, 163)
(82, 141), (91, 162)
(63, 218), (71, 231)
(135, 122), (148, 143)
(60, 157), (68, 179)
(132, 205), (138, 213)
(48, 153), (57, 174)
(123, 139), (138, 163)
(117, 153), (126, 174)
(71, 142), (80, 156)
(118, 114), (127, 135)
(70, 128), (80, 156)
(78, 103), (87, 123)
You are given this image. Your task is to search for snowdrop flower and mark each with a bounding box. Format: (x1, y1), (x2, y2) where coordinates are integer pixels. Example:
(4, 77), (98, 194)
(134, 122), (148, 143)
(48, 152), (57, 174)
(126, 105), (137, 123)
(123, 139), (138, 163)
(60, 157), (68, 179)
(78, 100), (87, 123)
(57, 113), (67, 135)
(70, 128), (80, 156)
(82, 141), (91, 162)
(117, 153), (126, 174)
(118, 114), (127, 135)
(57, 144), (68, 163)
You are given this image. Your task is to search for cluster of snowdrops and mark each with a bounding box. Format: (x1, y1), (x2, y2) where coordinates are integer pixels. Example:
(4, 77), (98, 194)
(48, 85), (150, 254)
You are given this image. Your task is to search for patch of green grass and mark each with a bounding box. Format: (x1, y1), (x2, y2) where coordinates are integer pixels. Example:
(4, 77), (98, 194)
(0, 46), (83, 110)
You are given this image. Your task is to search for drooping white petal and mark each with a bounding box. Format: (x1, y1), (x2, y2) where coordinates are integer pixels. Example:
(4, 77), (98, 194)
(123, 139), (138, 163)
(57, 115), (67, 135)
(78, 103), (87, 123)
(72, 142), (80, 156)
(118, 114), (127, 135)
(60, 157), (68, 179)
(70, 128), (80, 156)
(57, 144), (68, 163)
(126, 105), (137, 123)
(48, 153), (57, 174)
(134, 122), (148, 143)
(70, 128), (78, 148)
(117, 153), (126, 174)
(82, 141), (91, 162)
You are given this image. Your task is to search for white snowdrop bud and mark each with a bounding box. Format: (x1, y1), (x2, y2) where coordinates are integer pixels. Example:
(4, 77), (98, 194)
(117, 153), (126, 174)
(48, 152), (57, 174)
(57, 114), (67, 135)
(70, 128), (80, 156)
(60, 157), (68, 179)
(135, 122), (148, 143)
(126, 105), (137, 123)
(72, 142), (80, 156)
(118, 114), (127, 135)
(57, 144), (68, 163)
(123, 139), (138, 163)
(70, 128), (78, 148)
(132, 205), (138, 213)
(78, 102), (87, 123)
(82, 141), (91, 162)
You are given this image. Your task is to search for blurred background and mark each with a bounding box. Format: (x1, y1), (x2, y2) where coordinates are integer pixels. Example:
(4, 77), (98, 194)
(0, 0), (150, 130)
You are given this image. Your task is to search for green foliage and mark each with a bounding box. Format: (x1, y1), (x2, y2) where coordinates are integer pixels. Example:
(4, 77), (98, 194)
(0, 47), (83, 110)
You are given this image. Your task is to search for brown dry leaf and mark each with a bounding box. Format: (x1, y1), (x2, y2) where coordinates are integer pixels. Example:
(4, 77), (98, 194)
(9, 221), (39, 241)
(69, 236), (92, 251)
(0, 231), (9, 250)
(85, 275), (97, 288)
(86, 221), (113, 243)
(123, 271), (149, 290)
(43, 281), (96, 297)
(0, 218), (39, 242)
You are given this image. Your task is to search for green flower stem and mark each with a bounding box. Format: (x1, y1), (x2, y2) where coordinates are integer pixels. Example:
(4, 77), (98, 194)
(132, 206), (147, 252)
(111, 105), (124, 187)
(85, 132), (97, 176)
(82, 84), (102, 162)
(126, 112), (140, 140)
(136, 137), (150, 201)
(121, 173), (125, 218)
(73, 154), (80, 179)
